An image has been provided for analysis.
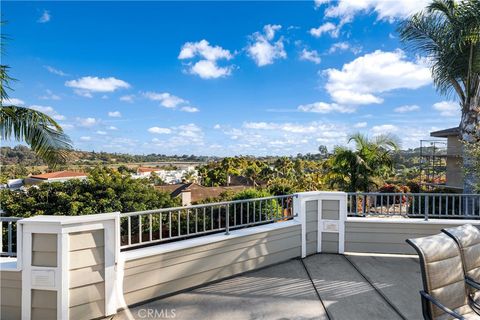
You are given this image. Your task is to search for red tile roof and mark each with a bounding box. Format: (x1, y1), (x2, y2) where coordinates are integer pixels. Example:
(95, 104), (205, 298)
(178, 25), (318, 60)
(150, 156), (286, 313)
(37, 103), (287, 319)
(30, 171), (87, 180)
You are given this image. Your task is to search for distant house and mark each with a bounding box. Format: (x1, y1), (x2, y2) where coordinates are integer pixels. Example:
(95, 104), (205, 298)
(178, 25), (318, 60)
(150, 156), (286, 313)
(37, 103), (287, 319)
(156, 183), (247, 206)
(134, 166), (198, 184)
(430, 127), (463, 190)
(24, 171), (88, 186)
(0, 179), (24, 190)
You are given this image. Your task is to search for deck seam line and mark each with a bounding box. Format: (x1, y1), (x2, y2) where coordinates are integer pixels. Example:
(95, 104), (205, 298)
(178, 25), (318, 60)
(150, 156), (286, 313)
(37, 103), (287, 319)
(300, 258), (334, 320)
(343, 255), (408, 320)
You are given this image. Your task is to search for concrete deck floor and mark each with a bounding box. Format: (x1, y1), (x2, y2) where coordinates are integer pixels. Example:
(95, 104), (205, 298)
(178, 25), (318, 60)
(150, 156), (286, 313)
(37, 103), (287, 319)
(114, 253), (422, 320)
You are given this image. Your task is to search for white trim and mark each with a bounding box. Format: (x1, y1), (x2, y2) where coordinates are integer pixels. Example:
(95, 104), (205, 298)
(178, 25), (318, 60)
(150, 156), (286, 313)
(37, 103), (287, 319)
(346, 217), (480, 225)
(122, 220), (301, 262)
(345, 252), (418, 258)
(314, 192), (347, 254)
(59, 232), (69, 320)
(19, 212), (118, 225)
(338, 194), (346, 254)
(317, 200), (322, 253)
(293, 195), (306, 258)
(21, 231), (32, 320)
(104, 219), (117, 315)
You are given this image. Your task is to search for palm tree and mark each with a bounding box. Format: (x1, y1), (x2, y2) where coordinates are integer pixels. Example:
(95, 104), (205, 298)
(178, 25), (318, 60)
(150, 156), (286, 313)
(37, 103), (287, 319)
(327, 133), (399, 192)
(243, 163), (260, 187)
(398, 0), (480, 192)
(1, 25), (72, 165)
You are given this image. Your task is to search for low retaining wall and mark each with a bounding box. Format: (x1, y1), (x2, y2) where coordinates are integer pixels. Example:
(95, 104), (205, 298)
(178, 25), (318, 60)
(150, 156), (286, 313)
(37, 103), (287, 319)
(345, 218), (480, 254)
(1, 269), (22, 320)
(120, 221), (302, 306)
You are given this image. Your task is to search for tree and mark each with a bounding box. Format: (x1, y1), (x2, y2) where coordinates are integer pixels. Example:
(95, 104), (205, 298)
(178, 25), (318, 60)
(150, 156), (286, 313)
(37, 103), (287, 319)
(464, 141), (480, 192)
(220, 157), (240, 186)
(243, 163), (261, 186)
(0, 167), (178, 217)
(0, 23), (72, 165)
(399, 0), (480, 192)
(327, 133), (399, 192)
(182, 170), (198, 183)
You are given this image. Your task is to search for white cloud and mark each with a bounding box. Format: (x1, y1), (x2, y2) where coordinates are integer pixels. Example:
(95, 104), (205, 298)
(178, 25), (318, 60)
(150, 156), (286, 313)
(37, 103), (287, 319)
(119, 95), (135, 103)
(310, 22), (340, 38)
(300, 49), (321, 64)
(96, 131), (107, 135)
(143, 92), (186, 108)
(150, 123), (205, 147)
(190, 60), (233, 79)
(298, 101), (355, 114)
(354, 122), (367, 128)
(179, 39), (233, 79)
(314, 0), (330, 8)
(39, 89), (61, 100)
(179, 39), (232, 61)
(177, 123), (202, 137)
(371, 124), (399, 135)
(73, 90), (93, 98)
(65, 76), (130, 96)
(80, 136), (92, 141)
(3, 98), (24, 105)
(394, 105), (420, 113)
(433, 101), (459, 117)
(76, 117), (98, 127)
(247, 24), (286, 67)
(180, 106), (199, 113)
(37, 10), (51, 23)
(44, 65), (68, 76)
(29, 105), (65, 121)
(60, 123), (74, 130)
(107, 126), (118, 131)
(328, 42), (362, 54)
(108, 111), (122, 118)
(323, 0), (429, 22)
(324, 49), (431, 105)
(148, 127), (172, 134)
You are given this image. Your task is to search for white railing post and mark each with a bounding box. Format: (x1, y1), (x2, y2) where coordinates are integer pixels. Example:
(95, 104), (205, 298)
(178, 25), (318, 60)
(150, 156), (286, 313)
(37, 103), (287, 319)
(294, 191), (347, 257)
(19, 212), (120, 320)
(293, 194), (306, 258)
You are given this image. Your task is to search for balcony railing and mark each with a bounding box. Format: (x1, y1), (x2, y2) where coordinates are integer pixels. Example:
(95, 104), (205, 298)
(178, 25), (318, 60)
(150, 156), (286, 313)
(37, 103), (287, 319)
(119, 194), (296, 250)
(1, 217), (21, 257)
(347, 192), (480, 219)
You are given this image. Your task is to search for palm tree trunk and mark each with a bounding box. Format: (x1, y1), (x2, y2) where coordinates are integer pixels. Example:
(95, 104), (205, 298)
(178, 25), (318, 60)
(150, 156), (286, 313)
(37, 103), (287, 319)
(460, 102), (480, 194)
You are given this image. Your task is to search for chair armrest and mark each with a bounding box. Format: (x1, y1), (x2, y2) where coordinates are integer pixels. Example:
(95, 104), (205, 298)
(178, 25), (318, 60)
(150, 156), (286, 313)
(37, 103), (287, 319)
(466, 277), (480, 291)
(420, 291), (465, 319)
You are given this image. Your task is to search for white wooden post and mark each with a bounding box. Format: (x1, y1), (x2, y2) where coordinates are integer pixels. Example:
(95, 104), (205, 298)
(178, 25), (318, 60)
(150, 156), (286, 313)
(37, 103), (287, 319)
(19, 213), (119, 320)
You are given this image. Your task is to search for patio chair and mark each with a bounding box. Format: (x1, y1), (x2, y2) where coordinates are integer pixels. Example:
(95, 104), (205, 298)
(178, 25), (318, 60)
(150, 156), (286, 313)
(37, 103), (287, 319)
(442, 224), (480, 311)
(406, 233), (480, 319)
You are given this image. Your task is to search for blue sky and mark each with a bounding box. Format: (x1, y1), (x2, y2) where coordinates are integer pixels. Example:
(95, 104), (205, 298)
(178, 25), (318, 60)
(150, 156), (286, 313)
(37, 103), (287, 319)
(2, 1), (460, 156)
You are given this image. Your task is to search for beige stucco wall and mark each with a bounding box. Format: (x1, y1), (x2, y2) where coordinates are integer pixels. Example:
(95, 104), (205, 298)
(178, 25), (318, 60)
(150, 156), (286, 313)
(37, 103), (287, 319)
(345, 219), (480, 254)
(446, 136), (463, 188)
(122, 223), (302, 306)
(68, 229), (105, 320)
(0, 270), (22, 320)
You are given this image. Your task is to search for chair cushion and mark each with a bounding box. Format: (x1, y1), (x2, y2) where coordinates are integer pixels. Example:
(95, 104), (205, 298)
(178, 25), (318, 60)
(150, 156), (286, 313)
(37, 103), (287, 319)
(408, 233), (469, 318)
(444, 224), (480, 299)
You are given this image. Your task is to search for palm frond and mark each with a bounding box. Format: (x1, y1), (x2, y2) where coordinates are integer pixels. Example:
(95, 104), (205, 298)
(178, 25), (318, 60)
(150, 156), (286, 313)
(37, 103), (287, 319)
(0, 106), (73, 165)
